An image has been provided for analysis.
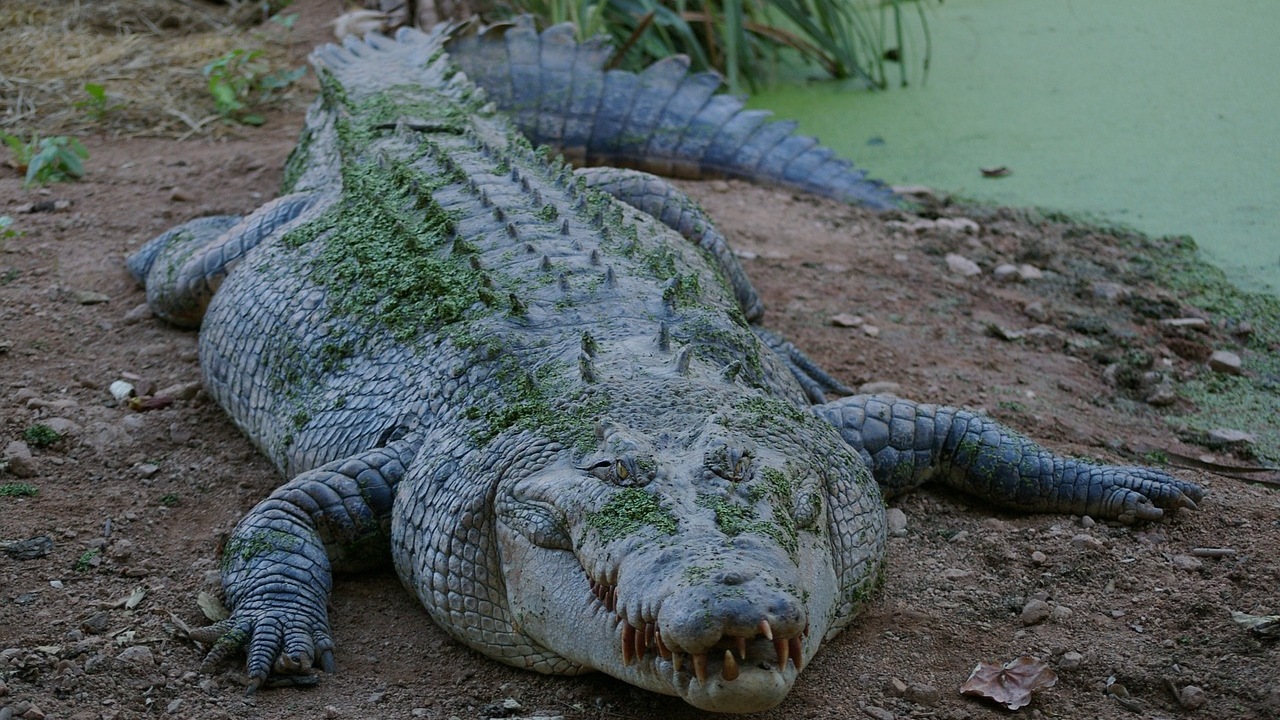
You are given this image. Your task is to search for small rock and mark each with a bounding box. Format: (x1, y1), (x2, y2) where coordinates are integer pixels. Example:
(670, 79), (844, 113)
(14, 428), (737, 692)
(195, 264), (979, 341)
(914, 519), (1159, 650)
(1091, 282), (1129, 303)
(155, 380), (202, 401)
(1017, 264), (1044, 281)
(169, 187), (195, 202)
(323, 706), (341, 719)
(21, 703), (45, 720)
(109, 540), (133, 561)
(709, 180), (731, 192)
(80, 611), (109, 634)
(1080, 516), (1095, 529)
(1208, 350), (1243, 375)
(905, 682), (941, 706)
(1178, 685), (1207, 710)
(831, 313), (863, 328)
(1023, 301), (1048, 322)
(948, 530), (969, 544)
(1059, 651), (1084, 670)
(135, 463), (161, 479)
(165, 699), (183, 715)
(168, 424), (194, 445)
(1020, 599), (1051, 625)
(116, 645), (155, 665)
(4, 536), (53, 560)
(885, 508), (908, 537)
(1144, 377), (1178, 406)
(859, 381), (902, 396)
(41, 417), (80, 438)
(1071, 533), (1103, 551)
(885, 677), (908, 697)
(1030, 550), (1048, 566)
(0, 677), (6, 696)
(980, 517), (1005, 531)
(72, 290), (110, 305)
(935, 217), (979, 234)
(1172, 554), (1203, 571)
(993, 263), (1020, 282)
(3, 440), (37, 478)
(1206, 428), (1257, 447)
(945, 253), (981, 277)
(122, 303), (153, 324)
(1049, 605), (1073, 622)
(1160, 317), (1209, 329)
(942, 568), (972, 580)
(862, 324), (880, 338)
(862, 706), (895, 720)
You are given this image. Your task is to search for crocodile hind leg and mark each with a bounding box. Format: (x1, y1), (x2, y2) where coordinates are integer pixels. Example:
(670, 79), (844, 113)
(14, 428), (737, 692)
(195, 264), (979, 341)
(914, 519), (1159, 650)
(190, 437), (417, 689)
(813, 394), (1205, 524)
(128, 192), (324, 328)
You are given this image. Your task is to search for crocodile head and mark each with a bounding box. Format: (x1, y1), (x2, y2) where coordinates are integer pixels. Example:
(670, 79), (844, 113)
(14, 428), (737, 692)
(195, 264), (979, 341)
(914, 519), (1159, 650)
(494, 391), (884, 712)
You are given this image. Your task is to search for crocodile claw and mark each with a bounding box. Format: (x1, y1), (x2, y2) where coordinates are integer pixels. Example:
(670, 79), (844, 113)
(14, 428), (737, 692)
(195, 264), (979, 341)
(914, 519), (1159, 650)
(1093, 466), (1205, 524)
(188, 606), (335, 687)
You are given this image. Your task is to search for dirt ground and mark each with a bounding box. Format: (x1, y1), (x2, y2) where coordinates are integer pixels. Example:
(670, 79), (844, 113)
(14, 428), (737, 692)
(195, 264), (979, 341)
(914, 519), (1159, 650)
(1, 2), (1277, 719)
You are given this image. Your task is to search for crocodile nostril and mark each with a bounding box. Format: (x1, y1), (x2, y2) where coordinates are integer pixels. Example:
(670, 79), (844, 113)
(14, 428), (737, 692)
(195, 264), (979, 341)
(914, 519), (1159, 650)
(715, 571), (747, 586)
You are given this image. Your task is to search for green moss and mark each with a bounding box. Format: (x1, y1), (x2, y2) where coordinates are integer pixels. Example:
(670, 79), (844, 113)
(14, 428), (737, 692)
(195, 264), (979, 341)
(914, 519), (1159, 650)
(221, 529), (300, 571)
(22, 424), (61, 449)
(0, 482), (37, 497)
(587, 487), (678, 542)
(468, 359), (610, 452)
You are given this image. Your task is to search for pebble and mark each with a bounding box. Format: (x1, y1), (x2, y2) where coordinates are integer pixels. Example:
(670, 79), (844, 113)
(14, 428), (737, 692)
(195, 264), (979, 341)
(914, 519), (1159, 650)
(1090, 282), (1129, 303)
(1017, 264), (1044, 281)
(1059, 651), (1084, 670)
(862, 324), (881, 338)
(1208, 350), (1243, 375)
(156, 380), (202, 401)
(993, 263), (1020, 282)
(859, 381), (902, 396)
(1020, 598), (1051, 625)
(1144, 377), (1178, 406)
(945, 253), (981, 277)
(1071, 533), (1103, 551)
(1178, 685), (1207, 710)
(1206, 428), (1256, 446)
(1030, 550), (1048, 566)
(885, 508), (908, 537)
(1172, 554), (1203, 571)
(41, 417), (80, 437)
(1049, 605), (1073, 622)
(862, 706), (895, 720)
(169, 187), (195, 202)
(135, 463), (160, 478)
(885, 677), (908, 696)
(116, 645), (155, 665)
(166, 699), (183, 715)
(122, 303), (153, 324)
(72, 290), (110, 305)
(1080, 515), (1095, 529)
(0, 677), (5, 696)
(1023, 300), (1048, 322)
(942, 568), (972, 580)
(4, 536), (53, 561)
(904, 683), (941, 706)
(935, 217), (979, 234)
(3, 440), (37, 478)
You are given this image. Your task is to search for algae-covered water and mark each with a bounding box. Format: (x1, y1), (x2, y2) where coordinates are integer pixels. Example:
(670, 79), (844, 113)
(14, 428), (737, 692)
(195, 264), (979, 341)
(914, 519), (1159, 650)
(750, 0), (1280, 295)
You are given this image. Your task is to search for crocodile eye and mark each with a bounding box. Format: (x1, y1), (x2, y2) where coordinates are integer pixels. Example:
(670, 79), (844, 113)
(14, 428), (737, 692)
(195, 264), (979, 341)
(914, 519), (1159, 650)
(615, 460), (629, 481)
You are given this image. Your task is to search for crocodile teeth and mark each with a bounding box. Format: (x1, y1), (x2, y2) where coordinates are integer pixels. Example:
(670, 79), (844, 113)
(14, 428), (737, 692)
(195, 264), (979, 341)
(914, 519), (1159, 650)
(734, 636), (747, 660)
(654, 630), (672, 660)
(692, 653), (708, 684)
(788, 637), (803, 671)
(639, 622), (651, 654)
(622, 622), (637, 666)
(773, 638), (789, 668)
(672, 652), (684, 672)
(758, 619), (774, 641)
(722, 650), (739, 681)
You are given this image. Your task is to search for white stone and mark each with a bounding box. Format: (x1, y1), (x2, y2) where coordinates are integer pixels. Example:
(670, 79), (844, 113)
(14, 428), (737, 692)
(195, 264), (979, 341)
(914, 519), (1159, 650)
(945, 253), (981, 277)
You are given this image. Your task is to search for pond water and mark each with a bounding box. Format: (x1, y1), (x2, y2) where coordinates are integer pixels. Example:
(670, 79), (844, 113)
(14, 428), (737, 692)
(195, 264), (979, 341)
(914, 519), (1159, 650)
(750, 0), (1280, 295)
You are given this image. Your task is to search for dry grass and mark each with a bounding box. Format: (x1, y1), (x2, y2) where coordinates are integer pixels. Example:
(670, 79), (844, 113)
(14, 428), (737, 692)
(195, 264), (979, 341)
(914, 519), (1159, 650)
(0, 0), (311, 138)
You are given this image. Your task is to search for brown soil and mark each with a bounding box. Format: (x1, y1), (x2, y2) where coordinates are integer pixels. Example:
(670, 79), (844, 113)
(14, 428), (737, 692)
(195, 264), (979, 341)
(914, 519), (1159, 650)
(1, 2), (1277, 719)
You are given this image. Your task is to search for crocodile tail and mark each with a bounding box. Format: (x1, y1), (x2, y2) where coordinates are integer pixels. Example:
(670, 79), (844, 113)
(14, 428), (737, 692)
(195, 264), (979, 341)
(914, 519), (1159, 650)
(445, 17), (898, 209)
(309, 22), (463, 103)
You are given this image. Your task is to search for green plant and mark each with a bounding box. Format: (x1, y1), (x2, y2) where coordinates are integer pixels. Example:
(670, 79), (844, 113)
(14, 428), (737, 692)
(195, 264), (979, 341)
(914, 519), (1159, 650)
(202, 48), (306, 125)
(23, 424), (62, 449)
(483, 0), (934, 92)
(0, 133), (88, 187)
(160, 493), (180, 507)
(74, 548), (100, 572)
(75, 83), (123, 121)
(0, 482), (38, 498)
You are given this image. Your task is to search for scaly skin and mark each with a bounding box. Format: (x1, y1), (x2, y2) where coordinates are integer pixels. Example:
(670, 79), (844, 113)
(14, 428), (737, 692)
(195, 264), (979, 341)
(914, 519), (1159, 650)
(132, 24), (1203, 713)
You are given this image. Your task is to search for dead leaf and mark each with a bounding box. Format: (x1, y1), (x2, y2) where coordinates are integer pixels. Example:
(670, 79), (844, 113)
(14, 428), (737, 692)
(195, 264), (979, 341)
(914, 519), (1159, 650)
(980, 166), (1012, 178)
(125, 586), (146, 610)
(197, 591), (229, 622)
(960, 655), (1058, 710)
(1231, 610), (1280, 639)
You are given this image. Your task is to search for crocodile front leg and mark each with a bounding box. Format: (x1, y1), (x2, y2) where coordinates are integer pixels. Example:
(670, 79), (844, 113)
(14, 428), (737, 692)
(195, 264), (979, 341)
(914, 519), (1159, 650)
(814, 395), (1205, 523)
(191, 438), (416, 688)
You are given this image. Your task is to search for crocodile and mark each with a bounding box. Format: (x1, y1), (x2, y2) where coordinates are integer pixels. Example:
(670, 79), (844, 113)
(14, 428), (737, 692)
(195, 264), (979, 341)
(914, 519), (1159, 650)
(126, 22), (1205, 713)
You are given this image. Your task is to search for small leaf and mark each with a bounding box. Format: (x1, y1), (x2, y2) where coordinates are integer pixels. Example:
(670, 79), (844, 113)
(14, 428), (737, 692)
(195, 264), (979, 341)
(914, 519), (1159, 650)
(125, 586), (146, 610)
(197, 591), (229, 622)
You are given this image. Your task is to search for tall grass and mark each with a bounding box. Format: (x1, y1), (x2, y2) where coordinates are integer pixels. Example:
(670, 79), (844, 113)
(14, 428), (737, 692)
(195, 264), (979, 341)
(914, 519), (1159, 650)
(471, 0), (934, 92)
